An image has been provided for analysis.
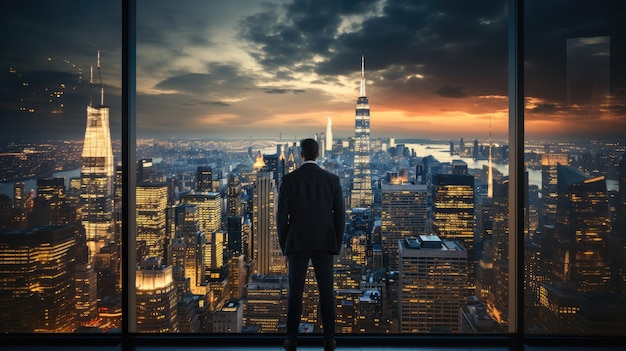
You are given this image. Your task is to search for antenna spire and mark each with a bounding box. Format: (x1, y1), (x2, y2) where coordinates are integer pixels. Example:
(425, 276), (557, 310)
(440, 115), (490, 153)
(360, 55), (366, 97)
(97, 50), (104, 105)
(487, 116), (493, 198)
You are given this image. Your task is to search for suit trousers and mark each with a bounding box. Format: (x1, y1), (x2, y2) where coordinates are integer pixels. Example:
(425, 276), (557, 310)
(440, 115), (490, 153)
(286, 253), (335, 342)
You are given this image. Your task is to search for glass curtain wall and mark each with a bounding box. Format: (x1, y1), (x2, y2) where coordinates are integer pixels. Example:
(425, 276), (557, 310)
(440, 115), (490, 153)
(135, 0), (510, 334)
(0, 1), (123, 333)
(524, 0), (626, 335)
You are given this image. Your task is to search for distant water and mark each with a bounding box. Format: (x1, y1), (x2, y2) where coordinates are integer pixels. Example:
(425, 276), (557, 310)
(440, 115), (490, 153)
(0, 169), (80, 197)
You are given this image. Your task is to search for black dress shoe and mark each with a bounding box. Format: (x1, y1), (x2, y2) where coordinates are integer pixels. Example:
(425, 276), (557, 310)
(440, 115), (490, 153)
(324, 339), (336, 351)
(283, 339), (297, 351)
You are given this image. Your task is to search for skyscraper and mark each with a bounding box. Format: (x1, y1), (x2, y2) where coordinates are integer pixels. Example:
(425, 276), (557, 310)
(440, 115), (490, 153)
(381, 182), (429, 270)
(325, 116), (333, 153)
(136, 258), (179, 333)
(167, 203), (206, 295)
(0, 226), (79, 332)
(398, 236), (467, 333)
(540, 152), (569, 227)
(432, 173), (475, 289)
(351, 55), (373, 208)
(80, 88), (114, 257)
(136, 183), (168, 259)
(252, 171), (283, 275)
(552, 165), (610, 292)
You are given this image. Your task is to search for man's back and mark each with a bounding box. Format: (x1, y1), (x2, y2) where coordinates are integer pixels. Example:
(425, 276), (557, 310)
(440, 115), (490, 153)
(277, 162), (344, 255)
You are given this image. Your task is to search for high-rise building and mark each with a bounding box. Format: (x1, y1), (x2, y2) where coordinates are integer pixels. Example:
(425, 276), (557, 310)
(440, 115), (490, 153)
(610, 155), (626, 292)
(213, 299), (243, 333)
(326, 116), (333, 153)
(136, 258), (179, 333)
(136, 183), (168, 259)
(196, 166), (213, 192)
(32, 177), (69, 226)
(80, 90), (114, 257)
(381, 182), (429, 270)
(252, 171), (283, 275)
(167, 203), (206, 295)
(432, 173), (475, 289)
(137, 158), (154, 183)
(227, 174), (242, 217)
(398, 236), (467, 333)
(74, 262), (98, 325)
(552, 165), (610, 292)
(227, 215), (244, 256)
(244, 275), (288, 332)
(228, 254), (246, 299)
(540, 152), (569, 227)
(180, 191), (221, 269)
(180, 192), (221, 239)
(263, 153), (285, 190)
(351, 55), (373, 208)
(0, 226), (79, 332)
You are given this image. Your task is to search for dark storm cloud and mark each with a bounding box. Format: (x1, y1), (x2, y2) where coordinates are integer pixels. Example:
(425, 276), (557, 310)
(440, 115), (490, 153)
(239, 0), (508, 99)
(432, 85), (467, 99)
(261, 88), (306, 94)
(155, 63), (255, 95)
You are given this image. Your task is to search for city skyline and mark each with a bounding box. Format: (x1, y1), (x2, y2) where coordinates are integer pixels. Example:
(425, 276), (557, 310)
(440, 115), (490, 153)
(2, 1), (625, 142)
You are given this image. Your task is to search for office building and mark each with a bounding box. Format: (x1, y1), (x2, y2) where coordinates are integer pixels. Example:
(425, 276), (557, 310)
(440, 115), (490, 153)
(244, 275), (288, 333)
(180, 192), (221, 269)
(227, 174), (242, 217)
(553, 165), (610, 292)
(136, 183), (168, 259)
(196, 166), (213, 192)
(213, 300), (243, 333)
(0, 226), (79, 332)
(540, 152), (569, 227)
(398, 236), (467, 333)
(381, 182), (429, 270)
(136, 258), (179, 333)
(166, 204), (206, 296)
(432, 173), (475, 289)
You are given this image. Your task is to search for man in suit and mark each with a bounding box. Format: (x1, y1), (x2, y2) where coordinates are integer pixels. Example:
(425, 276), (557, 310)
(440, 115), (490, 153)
(277, 138), (345, 351)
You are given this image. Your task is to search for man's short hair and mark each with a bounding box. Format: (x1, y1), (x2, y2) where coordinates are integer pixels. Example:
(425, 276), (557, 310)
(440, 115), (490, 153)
(300, 138), (319, 161)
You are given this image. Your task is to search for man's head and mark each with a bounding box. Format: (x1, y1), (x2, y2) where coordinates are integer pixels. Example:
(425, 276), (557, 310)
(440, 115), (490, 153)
(300, 138), (319, 161)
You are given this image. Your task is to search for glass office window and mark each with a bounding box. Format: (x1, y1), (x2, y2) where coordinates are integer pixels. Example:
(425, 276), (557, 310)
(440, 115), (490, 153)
(524, 0), (626, 335)
(0, 1), (122, 333)
(136, 0), (510, 334)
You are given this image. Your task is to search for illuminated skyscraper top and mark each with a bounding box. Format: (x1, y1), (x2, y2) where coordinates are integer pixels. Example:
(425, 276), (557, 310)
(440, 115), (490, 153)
(81, 51), (114, 255)
(351, 55), (373, 208)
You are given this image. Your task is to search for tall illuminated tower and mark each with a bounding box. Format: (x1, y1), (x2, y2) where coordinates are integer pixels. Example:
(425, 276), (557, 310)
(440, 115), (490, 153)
(325, 116), (333, 152)
(81, 51), (114, 256)
(351, 55), (373, 208)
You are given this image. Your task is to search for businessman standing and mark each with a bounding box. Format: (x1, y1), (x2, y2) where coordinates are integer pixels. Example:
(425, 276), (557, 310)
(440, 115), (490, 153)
(277, 138), (345, 351)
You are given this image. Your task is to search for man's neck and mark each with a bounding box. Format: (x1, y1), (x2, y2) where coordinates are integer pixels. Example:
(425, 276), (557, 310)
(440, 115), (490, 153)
(302, 160), (317, 165)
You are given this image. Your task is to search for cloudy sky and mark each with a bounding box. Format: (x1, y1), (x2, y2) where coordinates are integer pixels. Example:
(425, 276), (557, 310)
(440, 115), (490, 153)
(1, 0), (625, 142)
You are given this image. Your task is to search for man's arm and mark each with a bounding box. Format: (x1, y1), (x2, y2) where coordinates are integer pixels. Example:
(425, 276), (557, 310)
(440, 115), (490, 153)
(332, 175), (345, 249)
(276, 177), (290, 254)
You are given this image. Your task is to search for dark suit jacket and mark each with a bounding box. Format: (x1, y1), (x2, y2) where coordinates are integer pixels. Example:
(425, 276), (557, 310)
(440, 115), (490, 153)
(277, 162), (345, 255)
